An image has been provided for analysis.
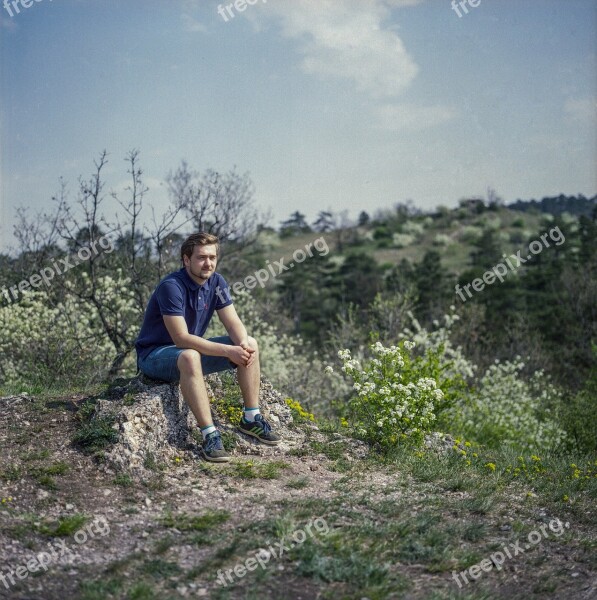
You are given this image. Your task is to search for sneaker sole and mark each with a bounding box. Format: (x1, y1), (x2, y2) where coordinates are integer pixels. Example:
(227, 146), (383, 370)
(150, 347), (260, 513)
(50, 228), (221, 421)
(200, 449), (232, 463)
(237, 427), (281, 446)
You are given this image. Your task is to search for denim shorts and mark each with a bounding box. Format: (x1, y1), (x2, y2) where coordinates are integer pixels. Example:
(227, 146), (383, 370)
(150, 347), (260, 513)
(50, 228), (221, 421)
(137, 336), (238, 383)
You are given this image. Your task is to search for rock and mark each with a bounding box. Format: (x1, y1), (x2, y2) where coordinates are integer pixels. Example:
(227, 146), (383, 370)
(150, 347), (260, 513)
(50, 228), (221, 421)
(424, 431), (460, 454)
(92, 372), (309, 477)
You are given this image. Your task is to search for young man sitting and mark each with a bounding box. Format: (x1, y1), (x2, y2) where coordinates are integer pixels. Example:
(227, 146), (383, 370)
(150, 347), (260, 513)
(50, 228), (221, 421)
(135, 232), (281, 462)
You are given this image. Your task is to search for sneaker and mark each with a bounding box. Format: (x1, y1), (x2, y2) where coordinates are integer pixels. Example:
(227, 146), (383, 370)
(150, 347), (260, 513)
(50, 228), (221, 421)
(200, 430), (231, 462)
(238, 414), (281, 445)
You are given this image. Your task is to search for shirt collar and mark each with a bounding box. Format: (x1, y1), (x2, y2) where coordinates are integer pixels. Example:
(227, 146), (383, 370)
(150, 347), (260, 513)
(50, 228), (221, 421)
(179, 267), (211, 292)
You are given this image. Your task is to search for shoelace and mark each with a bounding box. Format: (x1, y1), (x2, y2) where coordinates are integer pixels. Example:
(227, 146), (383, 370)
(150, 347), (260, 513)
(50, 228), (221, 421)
(205, 432), (224, 452)
(254, 415), (272, 434)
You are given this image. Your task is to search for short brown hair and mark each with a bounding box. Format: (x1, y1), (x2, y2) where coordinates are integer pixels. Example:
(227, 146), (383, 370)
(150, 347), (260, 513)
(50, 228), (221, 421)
(180, 232), (220, 264)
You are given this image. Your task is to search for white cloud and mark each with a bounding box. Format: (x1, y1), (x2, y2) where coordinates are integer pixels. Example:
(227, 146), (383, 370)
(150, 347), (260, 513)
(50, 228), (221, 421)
(180, 0), (207, 32)
(182, 13), (207, 33)
(564, 97), (596, 122)
(252, 0), (422, 98)
(376, 102), (456, 131)
(1, 15), (17, 31)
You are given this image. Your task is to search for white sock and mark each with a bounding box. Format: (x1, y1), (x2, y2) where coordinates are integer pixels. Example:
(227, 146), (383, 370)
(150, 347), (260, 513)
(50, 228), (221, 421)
(200, 424), (216, 440)
(243, 407), (260, 422)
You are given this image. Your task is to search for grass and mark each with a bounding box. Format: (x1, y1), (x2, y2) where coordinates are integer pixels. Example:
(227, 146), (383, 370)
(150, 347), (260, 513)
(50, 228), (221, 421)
(114, 473), (134, 487)
(285, 476), (310, 489)
(39, 513), (88, 536)
(228, 459), (291, 479)
(1, 459), (69, 490)
(127, 582), (159, 600)
(153, 536), (176, 554)
(72, 400), (119, 454)
(20, 448), (51, 461)
(213, 371), (244, 425)
(79, 578), (124, 600)
(0, 464), (22, 482)
(143, 451), (166, 472)
(140, 558), (182, 579)
(8, 513), (89, 540)
(159, 509), (231, 532)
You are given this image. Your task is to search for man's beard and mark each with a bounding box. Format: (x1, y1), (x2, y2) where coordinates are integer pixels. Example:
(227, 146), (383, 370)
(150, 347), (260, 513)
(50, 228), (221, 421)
(191, 266), (212, 281)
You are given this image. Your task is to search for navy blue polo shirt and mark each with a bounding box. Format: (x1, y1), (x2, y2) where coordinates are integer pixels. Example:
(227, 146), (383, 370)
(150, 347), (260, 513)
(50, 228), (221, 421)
(135, 268), (233, 362)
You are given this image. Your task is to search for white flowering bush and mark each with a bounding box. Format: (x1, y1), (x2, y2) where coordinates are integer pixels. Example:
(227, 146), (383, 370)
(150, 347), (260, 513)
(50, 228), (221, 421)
(0, 270), (139, 389)
(401, 221), (425, 237)
(459, 225), (483, 243)
(482, 216), (502, 231)
(450, 359), (567, 451)
(392, 233), (416, 248)
(334, 340), (445, 448)
(400, 309), (477, 384)
(432, 233), (454, 246)
(0, 291), (114, 388)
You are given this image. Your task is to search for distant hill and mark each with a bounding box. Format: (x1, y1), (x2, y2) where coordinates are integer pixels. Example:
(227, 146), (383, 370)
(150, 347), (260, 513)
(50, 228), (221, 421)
(508, 194), (597, 217)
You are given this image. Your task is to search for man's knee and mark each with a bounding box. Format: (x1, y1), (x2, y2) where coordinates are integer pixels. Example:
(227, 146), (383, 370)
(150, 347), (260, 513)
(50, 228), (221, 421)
(177, 349), (202, 375)
(247, 336), (258, 353)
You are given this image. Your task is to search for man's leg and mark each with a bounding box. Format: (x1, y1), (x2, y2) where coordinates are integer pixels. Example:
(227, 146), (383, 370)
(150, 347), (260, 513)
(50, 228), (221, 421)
(177, 350), (213, 428)
(236, 336), (260, 410)
(178, 349), (231, 461)
(235, 337), (281, 445)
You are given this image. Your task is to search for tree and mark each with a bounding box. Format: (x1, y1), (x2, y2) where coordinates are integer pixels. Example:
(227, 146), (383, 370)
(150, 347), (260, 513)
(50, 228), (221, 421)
(277, 251), (337, 344)
(166, 162), (262, 247)
(333, 251), (382, 311)
(358, 211), (370, 226)
(470, 229), (503, 270)
(414, 250), (450, 323)
(279, 211), (312, 237)
(312, 210), (334, 232)
(486, 186), (504, 210)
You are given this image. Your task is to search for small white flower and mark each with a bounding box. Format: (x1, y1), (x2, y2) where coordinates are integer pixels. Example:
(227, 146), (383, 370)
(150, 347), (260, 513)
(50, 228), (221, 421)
(324, 365), (334, 375)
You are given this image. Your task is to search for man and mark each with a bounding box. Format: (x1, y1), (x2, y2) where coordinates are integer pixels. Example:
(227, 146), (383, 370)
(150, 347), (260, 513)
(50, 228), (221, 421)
(135, 232), (281, 462)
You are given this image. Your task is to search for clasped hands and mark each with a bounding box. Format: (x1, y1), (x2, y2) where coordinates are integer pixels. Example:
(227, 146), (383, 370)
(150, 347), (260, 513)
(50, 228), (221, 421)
(227, 340), (256, 368)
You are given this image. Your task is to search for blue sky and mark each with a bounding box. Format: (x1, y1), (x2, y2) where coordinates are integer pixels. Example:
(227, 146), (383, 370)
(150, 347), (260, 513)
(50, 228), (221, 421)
(1, 0), (595, 254)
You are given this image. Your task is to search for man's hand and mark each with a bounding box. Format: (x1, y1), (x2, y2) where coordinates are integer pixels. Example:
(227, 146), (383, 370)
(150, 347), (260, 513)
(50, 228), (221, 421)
(240, 341), (257, 368)
(227, 343), (256, 368)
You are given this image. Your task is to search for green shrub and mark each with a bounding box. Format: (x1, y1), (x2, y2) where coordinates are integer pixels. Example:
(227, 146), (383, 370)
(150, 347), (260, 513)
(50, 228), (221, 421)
(373, 226), (391, 240)
(334, 340), (446, 448)
(560, 351), (597, 455)
(448, 359), (567, 452)
(73, 410), (119, 453)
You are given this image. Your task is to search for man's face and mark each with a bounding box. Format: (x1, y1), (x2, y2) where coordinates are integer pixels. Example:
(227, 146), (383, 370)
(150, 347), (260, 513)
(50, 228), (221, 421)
(184, 244), (218, 283)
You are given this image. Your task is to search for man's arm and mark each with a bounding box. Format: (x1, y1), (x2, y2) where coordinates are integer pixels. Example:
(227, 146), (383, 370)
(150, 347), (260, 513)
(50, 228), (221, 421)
(162, 314), (251, 366)
(216, 305), (257, 367)
(216, 304), (249, 347)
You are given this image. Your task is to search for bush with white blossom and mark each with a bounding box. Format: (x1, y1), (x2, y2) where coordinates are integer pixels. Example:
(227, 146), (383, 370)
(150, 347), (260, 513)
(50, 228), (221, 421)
(0, 270), (139, 389)
(332, 340), (445, 448)
(392, 233), (416, 248)
(450, 358), (567, 451)
(401, 221), (425, 237)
